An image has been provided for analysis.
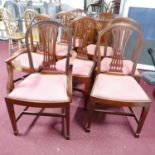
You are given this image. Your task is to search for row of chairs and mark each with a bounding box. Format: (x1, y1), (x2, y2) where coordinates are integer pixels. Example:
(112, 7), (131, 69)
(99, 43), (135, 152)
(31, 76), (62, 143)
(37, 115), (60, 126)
(86, 0), (120, 14)
(3, 9), (151, 139)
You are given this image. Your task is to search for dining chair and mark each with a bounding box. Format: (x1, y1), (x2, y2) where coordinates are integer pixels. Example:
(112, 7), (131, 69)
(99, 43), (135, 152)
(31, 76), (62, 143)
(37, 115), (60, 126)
(56, 16), (98, 108)
(87, 12), (113, 59)
(71, 8), (85, 19)
(85, 22), (151, 137)
(24, 9), (38, 29)
(56, 11), (73, 43)
(1, 8), (25, 55)
(5, 20), (73, 139)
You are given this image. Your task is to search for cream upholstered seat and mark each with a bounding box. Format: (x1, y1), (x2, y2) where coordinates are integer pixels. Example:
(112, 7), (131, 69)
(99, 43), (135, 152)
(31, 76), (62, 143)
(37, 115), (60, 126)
(56, 43), (69, 57)
(87, 44), (113, 57)
(9, 73), (69, 102)
(56, 58), (95, 77)
(91, 74), (149, 102)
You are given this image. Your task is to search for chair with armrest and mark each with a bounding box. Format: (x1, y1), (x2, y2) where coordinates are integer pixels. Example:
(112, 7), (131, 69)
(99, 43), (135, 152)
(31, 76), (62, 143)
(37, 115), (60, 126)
(1, 8), (25, 55)
(5, 20), (73, 139)
(85, 22), (151, 137)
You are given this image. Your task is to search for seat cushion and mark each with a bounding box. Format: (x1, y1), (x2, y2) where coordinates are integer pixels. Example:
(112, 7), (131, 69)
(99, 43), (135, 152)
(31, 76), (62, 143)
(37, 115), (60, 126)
(91, 74), (150, 102)
(56, 43), (68, 57)
(100, 57), (140, 76)
(8, 73), (70, 103)
(13, 52), (43, 71)
(56, 58), (95, 77)
(87, 44), (113, 57)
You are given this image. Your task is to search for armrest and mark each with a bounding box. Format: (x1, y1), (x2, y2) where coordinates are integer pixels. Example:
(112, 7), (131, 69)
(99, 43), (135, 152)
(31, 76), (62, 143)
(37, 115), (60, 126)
(5, 50), (26, 64)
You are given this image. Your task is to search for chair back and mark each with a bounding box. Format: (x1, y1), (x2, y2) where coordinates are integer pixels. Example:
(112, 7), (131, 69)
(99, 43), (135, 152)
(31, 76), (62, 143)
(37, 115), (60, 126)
(108, 0), (120, 14)
(110, 17), (142, 30)
(86, 1), (108, 13)
(56, 11), (73, 43)
(28, 14), (51, 52)
(96, 22), (144, 76)
(96, 12), (113, 22)
(71, 8), (84, 19)
(71, 16), (98, 58)
(25, 20), (72, 74)
(24, 9), (38, 29)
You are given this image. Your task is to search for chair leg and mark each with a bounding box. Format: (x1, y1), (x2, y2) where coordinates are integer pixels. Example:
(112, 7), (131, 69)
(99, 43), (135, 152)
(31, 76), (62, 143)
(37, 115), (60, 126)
(6, 102), (18, 135)
(6, 64), (14, 93)
(61, 108), (65, 136)
(65, 105), (70, 140)
(135, 105), (150, 137)
(84, 80), (90, 110)
(85, 101), (95, 132)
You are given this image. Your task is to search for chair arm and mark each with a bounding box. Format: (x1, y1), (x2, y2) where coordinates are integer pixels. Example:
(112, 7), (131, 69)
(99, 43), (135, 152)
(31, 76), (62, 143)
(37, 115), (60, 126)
(5, 50), (26, 64)
(6, 62), (14, 93)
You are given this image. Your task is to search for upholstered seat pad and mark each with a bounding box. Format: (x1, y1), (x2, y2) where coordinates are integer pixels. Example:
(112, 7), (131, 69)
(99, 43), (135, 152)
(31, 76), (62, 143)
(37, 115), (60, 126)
(91, 74), (149, 102)
(101, 57), (140, 76)
(56, 43), (68, 57)
(87, 44), (113, 57)
(13, 53), (43, 70)
(56, 58), (95, 77)
(8, 73), (70, 103)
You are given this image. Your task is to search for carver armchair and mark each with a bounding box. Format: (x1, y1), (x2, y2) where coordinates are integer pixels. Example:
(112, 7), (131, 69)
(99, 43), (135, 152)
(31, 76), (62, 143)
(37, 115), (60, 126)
(5, 20), (73, 139)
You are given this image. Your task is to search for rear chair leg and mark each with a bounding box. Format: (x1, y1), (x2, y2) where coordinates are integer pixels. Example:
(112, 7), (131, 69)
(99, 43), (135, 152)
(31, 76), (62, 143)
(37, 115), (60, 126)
(135, 105), (150, 137)
(85, 101), (95, 132)
(84, 80), (90, 110)
(65, 105), (70, 140)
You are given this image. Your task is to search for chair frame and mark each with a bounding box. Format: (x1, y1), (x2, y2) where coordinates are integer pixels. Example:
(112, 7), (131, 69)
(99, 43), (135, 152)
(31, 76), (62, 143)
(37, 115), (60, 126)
(70, 16), (98, 108)
(85, 23), (151, 137)
(5, 20), (73, 139)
